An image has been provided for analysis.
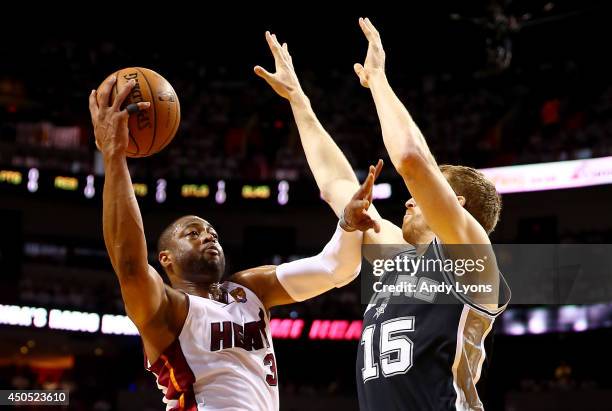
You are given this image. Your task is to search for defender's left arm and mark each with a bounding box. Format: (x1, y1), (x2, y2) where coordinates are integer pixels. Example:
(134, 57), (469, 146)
(356, 17), (489, 245)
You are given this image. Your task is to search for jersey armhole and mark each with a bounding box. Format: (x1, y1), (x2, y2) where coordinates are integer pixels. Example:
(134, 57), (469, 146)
(143, 290), (192, 370)
(433, 237), (511, 317)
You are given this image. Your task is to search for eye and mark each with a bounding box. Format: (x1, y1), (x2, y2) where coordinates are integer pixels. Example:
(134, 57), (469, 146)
(210, 232), (219, 240)
(187, 230), (199, 237)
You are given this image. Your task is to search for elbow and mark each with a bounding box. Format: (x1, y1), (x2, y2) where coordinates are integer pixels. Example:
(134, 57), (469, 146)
(319, 179), (352, 211)
(320, 186), (333, 204)
(114, 257), (147, 283)
(397, 149), (431, 180)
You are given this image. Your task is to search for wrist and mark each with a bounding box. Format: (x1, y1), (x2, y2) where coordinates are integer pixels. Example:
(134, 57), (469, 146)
(103, 150), (127, 165)
(368, 69), (388, 85)
(339, 212), (357, 232)
(288, 89), (309, 105)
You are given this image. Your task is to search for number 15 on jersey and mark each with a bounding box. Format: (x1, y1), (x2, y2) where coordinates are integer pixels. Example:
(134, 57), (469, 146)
(361, 316), (415, 382)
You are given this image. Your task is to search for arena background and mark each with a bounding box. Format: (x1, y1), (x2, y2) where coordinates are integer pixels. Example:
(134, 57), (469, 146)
(1, 1), (612, 409)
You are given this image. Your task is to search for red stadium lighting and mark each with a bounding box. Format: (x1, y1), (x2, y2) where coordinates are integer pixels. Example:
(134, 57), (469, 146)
(270, 318), (304, 339)
(308, 320), (363, 340)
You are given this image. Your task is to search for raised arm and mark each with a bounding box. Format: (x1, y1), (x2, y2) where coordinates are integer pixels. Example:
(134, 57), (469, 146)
(355, 18), (489, 245)
(254, 31), (405, 245)
(232, 161), (384, 309)
(89, 76), (178, 331)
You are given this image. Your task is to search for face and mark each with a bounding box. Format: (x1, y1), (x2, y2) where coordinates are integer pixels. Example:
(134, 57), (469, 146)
(165, 217), (226, 283)
(401, 198), (430, 245)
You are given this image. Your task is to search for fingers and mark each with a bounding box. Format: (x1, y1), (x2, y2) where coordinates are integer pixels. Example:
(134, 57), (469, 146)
(363, 171), (376, 203)
(364, 17), (381, 38)
(355, 159), (384, 200)
(372, 219), (381, 233)
(363, 167), (377, 195)
(265, 31), (294, 67)
(265, 31), (282, 63)
(358, 17), (373, 41)
(88, 89), (98, 120)
(282, 42), (293, 65)
(124, 101), (151, 115)
(354, 63), (369, 88)
(254, 65), (274, 82)
(357, 211), (381, 233)
(364, 160), (384, 202)
(96, 74), (117, 109)
(359, 17), (382, 45)
(356, 199), (370, 210)
(373, 159), (384, 180)
(354, 63), (364, 76)
(355, 170), (375, 199)
(270, 33), (282, 49)
(116, 107), (130, 123)
(111, 79), (136, 112)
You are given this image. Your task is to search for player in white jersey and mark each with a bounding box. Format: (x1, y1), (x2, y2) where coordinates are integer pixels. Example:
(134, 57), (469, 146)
(89, 74), (384, 410)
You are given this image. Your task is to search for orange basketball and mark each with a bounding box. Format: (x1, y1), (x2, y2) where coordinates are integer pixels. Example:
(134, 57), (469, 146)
(102, 67), (180, 157)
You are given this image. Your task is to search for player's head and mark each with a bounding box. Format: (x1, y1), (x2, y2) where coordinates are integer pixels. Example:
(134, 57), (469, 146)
(402, 165), (501, 244)
(157, 215), (226, 285)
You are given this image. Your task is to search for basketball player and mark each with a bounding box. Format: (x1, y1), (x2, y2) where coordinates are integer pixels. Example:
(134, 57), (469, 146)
(88, 75), (383, 410)
(255, 19), (510, 410)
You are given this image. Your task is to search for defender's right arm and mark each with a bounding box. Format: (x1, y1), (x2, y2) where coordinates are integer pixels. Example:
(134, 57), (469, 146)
(255, 31), (405, 245)
(89, 76), (174, 331)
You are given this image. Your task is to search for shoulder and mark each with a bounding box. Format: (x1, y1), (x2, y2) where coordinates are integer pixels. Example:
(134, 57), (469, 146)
(228, 265), (296, 309)
(229, 265), (277, 299)
(162, 284), (190, 332)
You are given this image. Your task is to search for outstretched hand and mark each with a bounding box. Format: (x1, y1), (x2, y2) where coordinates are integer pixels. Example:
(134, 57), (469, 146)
(254, 31), (303, 101)
(354, 17), (386, 89)
(88, 75), (150, 158)
(341, 159), (384, 233)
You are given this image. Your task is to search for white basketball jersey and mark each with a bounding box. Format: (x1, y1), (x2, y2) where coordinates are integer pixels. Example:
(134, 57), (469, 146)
(146, 281), (279, 411)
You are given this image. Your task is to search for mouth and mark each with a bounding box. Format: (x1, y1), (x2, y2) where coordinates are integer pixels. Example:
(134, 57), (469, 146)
(202, 245), (220, 256)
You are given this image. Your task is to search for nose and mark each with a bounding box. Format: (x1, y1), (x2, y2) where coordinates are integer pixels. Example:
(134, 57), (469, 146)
(201, 231), (215, 243)
(405, 198), (416, 208)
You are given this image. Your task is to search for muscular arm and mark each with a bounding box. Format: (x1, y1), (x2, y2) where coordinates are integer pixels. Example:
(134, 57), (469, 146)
(102, 154), (169, 326)
(288, 94), (357, 214)
(90, 76), (180, 335)
(357, 18), (490, 245)
(255, 31), (405, 245)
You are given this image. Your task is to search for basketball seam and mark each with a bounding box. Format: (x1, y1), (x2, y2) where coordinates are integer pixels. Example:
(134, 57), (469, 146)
(117, 70), (140, 157)
(112, 74), (118, 106)
(158, 86), (180, 152)
(128, 129), (140, 155)
(136, 67), (157, 156)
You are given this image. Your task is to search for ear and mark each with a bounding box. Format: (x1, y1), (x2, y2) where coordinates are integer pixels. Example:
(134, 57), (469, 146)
(457, 195), (466, 207)
(159, 250), (172, 270)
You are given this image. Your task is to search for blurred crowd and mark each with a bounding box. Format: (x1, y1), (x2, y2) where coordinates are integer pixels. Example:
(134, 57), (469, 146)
(1, 38), (611, 183)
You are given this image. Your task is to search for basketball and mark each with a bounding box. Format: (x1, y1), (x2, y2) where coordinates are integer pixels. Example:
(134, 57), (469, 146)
(102, 67), (180, 157)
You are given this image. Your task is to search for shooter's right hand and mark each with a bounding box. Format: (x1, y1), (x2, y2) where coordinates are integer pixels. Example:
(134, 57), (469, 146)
(89, 75), (150, 159)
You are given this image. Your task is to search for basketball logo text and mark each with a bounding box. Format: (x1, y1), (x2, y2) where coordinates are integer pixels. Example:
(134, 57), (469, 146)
(123, 72), (152, 130)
